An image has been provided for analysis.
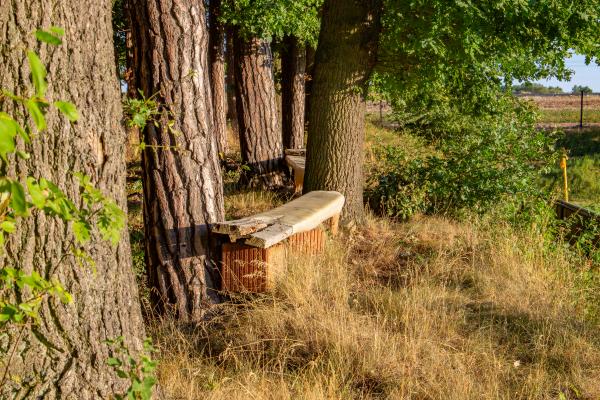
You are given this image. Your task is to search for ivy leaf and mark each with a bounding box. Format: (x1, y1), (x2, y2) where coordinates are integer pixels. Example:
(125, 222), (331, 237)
(27, 51), (47, 98)
(10, 181), (27, 216)
(54, 101), (79, 122)
(35, 29), (63, 45)
(26, 100), (46, 131)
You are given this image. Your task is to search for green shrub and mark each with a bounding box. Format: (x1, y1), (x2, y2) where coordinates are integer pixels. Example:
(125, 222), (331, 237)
(366, 95), (556, 219)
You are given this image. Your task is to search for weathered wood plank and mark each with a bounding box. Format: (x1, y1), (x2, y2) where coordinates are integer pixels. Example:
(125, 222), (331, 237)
(211, 191), (345, 248)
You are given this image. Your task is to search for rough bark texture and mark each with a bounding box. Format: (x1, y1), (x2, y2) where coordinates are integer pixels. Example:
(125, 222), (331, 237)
(281, 36), (306, 150)
(304, 0), (382, 221)
(209, 0), (228, 155)
(128, 0), (225, 320)
(233, 32), (285, 188)
(0, 1), (145, 398)
(124, 0), (141, 163)
(304, 45), (316, 128)
(225, 27), (239, 140)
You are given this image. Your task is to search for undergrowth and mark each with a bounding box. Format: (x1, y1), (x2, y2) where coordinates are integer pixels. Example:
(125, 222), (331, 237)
(152, 210), (600, 399)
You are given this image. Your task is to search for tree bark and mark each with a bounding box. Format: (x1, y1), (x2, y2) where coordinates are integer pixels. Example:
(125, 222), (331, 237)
(281, 36), (306, 150)
(209, 0), (228, 155)
(304, 45), (316, 130)
(128, 0), (225, 320)
(0, 1), (145, 398)
(233, 31), (285, 188)
(225, 27), (239, 141)
(304, 0), (382, 221)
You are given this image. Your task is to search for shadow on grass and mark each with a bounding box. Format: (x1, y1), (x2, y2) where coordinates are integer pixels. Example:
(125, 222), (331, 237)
(555, 127), (600, 157)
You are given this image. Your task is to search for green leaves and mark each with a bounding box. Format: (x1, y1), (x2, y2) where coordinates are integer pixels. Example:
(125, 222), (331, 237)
(54, 101), (79, 122)
(35, 27), (65, 45)
(106, 336), (158, 400)
(10, 181), (27, 216)
(27, 51), (47, 98)
(26, 99), (46, 131)
(0, 268), (72, 326)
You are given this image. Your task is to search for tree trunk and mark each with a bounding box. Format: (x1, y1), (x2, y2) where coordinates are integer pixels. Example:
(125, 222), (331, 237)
(124, 0), (141, 163)
(225, 27), (239, 141)
(128, 0), (225, 320)
(304, 45), (316, 130)
(0, 1), (145, 398)
(281, 36), (306, 150)
(209, 0), (228, 156)
(233, 31), (285, 188)
(304, 0), (382, 221)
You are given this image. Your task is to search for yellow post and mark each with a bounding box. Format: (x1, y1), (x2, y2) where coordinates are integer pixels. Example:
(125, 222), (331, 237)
(560, 154), (569, 202)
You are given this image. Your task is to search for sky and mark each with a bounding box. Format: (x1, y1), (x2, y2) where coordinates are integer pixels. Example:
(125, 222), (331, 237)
(530, 54), (600, 93)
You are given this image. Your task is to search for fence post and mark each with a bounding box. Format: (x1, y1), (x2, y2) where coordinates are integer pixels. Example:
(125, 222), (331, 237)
(560, 154), (569, 202)
(580, 90), (584, 128)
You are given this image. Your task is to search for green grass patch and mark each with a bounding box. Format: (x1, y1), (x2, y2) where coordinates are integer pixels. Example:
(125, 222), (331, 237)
(538, 109), (600, 123)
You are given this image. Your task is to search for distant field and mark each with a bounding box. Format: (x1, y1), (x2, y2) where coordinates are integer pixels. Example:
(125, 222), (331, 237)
(522, 94), (600, 125)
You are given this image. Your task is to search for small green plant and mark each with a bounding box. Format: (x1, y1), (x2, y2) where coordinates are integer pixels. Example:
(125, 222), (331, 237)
(106, 336), (158, 400)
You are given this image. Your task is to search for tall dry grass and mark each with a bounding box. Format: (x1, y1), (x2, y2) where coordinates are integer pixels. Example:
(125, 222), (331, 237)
(152, 209), (600, 399)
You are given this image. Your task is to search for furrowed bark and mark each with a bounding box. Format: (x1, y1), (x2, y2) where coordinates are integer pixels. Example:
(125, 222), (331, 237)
(233, 31), (285, 189)
(128, 0), (225, 320)
(225, 26), (239, 140)
(281, 36), (306, 150)
(209, 0), (228, 155)
(304, 0), (382, 221)
(0, 1), (145, 397)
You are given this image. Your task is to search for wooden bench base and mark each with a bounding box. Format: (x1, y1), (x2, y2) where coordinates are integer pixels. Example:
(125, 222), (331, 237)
(221, 227), (325, 293)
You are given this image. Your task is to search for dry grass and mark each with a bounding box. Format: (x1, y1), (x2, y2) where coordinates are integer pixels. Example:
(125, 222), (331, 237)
(523, 95), (600, 110)
(153, 203), (600, 399)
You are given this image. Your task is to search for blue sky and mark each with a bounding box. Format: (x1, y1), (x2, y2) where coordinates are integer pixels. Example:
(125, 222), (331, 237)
(530, 54), (600, 92)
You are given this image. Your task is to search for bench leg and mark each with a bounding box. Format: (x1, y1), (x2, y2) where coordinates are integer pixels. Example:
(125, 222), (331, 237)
(294, 170), (304, 194)
(330, 213), (340, 236)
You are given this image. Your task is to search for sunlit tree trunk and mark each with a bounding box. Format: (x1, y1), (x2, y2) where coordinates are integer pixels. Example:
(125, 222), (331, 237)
(209, 0), (228, 155)
(281, 36), (306, 150)
(233, 31), (285, 188)
(304, 0), (382, 221)
(129, 0), (225, 320)
(0, 1), (145, 397)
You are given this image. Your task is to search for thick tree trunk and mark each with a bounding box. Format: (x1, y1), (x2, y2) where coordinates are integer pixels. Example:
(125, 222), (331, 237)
(304, 45), (316, 130)
(124, 0), (141, 163)
(233, 32), (285, 188)
(129, 0), (225, 320)
(304, 0), (382, 221)
(281, 36), (306, 150)
(0, 1), (145, 398)
(225, 27), (239, 141)
(209, 0), (228, 155)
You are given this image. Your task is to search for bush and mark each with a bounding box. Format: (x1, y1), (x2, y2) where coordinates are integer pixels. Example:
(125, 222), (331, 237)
(366, 95), (557, 219)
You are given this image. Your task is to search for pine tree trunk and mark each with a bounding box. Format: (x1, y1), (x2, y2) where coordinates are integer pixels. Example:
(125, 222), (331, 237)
(124, 0), (141, 163)
(128, 0), (225, 320)
(0, 1), (145, 398)
(209, 0), (228, 155)
(304, 0), (382, 221)
(225, 27), (239, 141)
(281, 36), (306, 150)
(233, 31), (285, 188)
